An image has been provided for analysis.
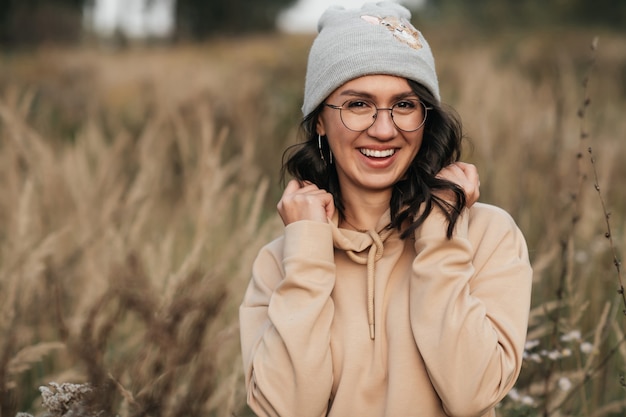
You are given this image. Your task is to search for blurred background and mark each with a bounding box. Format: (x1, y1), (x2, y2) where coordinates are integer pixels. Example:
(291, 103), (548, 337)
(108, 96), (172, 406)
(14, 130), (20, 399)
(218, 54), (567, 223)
(1, 0), (625, 43)
(1, 1), (625, 416)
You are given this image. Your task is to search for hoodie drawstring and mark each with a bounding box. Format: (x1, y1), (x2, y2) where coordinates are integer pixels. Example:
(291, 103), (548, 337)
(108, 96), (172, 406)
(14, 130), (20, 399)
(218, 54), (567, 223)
(345, 228), (393, 340)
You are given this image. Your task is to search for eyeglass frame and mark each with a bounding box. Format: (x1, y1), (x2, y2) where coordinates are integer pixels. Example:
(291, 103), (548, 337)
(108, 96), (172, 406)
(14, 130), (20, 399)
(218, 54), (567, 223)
(323, 99), (433, 132)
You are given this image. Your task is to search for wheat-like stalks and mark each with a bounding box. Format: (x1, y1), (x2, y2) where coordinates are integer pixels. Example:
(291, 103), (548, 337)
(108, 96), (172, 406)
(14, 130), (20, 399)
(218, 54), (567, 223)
(2, 30), (626, 417)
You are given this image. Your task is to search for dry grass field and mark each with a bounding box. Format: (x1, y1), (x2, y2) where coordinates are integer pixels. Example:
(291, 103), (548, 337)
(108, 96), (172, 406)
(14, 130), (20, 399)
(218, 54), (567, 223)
(0, 25), (625, 416)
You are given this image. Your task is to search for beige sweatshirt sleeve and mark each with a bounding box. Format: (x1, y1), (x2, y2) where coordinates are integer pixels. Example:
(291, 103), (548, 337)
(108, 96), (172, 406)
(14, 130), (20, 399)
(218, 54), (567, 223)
(410, 203), (532, 417)
(239, 220), (336, 417)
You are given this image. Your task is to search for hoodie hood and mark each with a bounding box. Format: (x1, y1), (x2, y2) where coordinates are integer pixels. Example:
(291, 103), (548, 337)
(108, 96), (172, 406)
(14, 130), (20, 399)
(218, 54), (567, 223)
(329, 210), (394, 340)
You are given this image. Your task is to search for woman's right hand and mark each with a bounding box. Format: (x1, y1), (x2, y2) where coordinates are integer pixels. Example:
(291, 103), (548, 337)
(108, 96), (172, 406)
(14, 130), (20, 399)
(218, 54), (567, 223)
(277, 180), (335, 226)
(435, 162), (480, 208)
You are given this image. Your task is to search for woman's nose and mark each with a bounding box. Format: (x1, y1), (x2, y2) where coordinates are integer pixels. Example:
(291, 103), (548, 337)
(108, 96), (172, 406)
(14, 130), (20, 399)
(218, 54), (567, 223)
(367, 108), (397, 139)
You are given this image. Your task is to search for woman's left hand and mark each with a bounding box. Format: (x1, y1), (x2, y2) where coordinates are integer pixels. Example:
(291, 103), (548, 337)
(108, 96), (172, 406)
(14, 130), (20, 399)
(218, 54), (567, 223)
(436, 162), (480, 208)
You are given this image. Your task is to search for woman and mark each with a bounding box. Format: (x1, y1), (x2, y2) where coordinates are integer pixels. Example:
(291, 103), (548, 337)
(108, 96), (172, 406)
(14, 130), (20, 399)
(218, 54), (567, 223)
(239, 2), (532, 416)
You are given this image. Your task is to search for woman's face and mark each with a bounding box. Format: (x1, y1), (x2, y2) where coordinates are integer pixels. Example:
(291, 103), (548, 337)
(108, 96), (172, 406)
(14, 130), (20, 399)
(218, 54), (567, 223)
(316, 74), (425, 198)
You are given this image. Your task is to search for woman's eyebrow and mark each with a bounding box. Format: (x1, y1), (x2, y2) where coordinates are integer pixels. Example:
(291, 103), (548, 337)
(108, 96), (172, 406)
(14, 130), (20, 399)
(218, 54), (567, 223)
(338, 89), (418, 100)
(338, 90), (375, 99)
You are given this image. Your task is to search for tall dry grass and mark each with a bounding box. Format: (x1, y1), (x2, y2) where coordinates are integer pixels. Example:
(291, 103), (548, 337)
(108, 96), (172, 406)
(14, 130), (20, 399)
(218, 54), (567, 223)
(0, 28), (625, 416)
(0, 36), (307, 416)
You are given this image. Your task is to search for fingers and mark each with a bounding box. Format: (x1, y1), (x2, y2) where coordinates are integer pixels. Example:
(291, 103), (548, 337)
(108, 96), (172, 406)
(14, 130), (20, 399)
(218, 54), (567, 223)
(282, 178), (304, 195)
(436, 162), (480, 208)
(277, 180), (336, 226)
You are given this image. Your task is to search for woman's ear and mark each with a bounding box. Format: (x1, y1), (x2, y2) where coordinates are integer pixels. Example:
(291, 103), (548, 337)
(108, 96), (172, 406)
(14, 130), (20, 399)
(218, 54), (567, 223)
(316, 116), (326, 136)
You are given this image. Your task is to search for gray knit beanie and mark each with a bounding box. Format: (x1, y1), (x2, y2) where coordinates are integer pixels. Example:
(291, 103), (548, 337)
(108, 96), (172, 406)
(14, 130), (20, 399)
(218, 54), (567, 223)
(302, 1), (439, 116)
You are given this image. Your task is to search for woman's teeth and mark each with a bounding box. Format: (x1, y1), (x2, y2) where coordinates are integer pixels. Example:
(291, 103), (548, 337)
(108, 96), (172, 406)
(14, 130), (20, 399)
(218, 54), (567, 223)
(360, 148), (395, 158)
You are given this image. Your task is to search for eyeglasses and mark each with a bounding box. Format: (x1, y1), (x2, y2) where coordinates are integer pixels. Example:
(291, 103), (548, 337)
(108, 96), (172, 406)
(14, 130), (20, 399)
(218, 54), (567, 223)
(324, 99), (431, 132)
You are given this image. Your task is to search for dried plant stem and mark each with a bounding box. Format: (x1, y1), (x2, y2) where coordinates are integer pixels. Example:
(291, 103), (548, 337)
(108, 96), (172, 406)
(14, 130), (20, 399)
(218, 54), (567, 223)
(578, 35), (626, 393)
(547, 35), (626, 415)
(587, 146), (626, 312)
(541, 36), (601, 416)
(541, 240), (570, 416)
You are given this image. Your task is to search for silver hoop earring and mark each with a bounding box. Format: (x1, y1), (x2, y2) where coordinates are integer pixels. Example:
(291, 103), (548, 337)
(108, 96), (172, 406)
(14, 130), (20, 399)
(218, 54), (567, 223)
(318, 134), (326, 163)
(318, 134), (333, 165)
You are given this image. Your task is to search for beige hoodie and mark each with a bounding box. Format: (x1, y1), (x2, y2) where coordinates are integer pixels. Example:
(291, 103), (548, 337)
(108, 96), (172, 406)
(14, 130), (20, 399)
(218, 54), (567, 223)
(240, 202), (532, 417)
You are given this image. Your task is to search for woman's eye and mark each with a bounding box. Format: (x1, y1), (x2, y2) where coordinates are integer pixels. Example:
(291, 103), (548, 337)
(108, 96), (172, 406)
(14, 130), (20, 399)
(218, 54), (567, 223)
(346, 100), (372, 109)
(395, 100), (418, 109)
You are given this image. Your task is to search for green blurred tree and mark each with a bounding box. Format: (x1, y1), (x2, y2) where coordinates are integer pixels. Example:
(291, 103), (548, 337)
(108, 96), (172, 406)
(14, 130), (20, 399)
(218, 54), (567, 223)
(566, 0), (626, 27)
(0, 0), (298, 47)
(422, 0), (626, 29)
(172, 0), (296, 40)
(0, 0), (88, 46)
(2, 0), (621, 48)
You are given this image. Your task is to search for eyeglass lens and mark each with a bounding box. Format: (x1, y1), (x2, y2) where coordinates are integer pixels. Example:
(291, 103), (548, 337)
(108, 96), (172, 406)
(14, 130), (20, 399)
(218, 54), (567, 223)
(339, 99), (428, 132)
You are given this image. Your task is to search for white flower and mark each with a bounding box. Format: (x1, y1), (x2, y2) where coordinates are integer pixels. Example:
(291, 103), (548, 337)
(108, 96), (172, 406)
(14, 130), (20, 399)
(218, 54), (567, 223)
(558, 377), (572, 391)
(547, 350), (561, 361)
(529, 353), (542, 363)
(561, 330), (582, 342)
(507, 388), (536, 407)
(525, 339), (540, 350)
(580, 342), (594, 354)
(39, 382), (92, 414)
(508, 388), (520, 401)
(561, 348), (572, 357)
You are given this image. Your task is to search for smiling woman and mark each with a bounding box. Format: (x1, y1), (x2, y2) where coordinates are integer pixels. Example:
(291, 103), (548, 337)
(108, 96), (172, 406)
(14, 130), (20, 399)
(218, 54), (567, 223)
(239, 2), (532, 416)
(317, 75), (427, 202)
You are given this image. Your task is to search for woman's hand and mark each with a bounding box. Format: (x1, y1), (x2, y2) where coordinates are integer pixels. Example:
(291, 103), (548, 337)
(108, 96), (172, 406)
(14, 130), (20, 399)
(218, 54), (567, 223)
(436, 162), (480, 208)
(277, 180), (336, 226)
